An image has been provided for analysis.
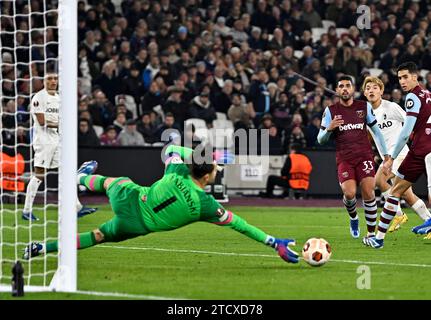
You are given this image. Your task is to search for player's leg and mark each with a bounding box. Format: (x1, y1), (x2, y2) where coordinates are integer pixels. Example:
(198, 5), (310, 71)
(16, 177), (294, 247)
(76, 159), (117, 194)
(22, 165), (45, 221)
(363, 176), (412, 248)
(378, 177), (411, 236)
(24, 143), (58, 220)
(338, 161), (360, 238)
(363, 152), (413, 249)
(376, 166), (407, 232)
(24, 228), (103, 259)
(412, 153), (431, 237)
(340, 179), (359, 238)
(375, 166), (405, 218)
(376, 165), (408, 232)
(354, 156), (378, 239)
(359, 176), (378, 237)
(24, 178), (151, 259)
(402, 188), (430, 221)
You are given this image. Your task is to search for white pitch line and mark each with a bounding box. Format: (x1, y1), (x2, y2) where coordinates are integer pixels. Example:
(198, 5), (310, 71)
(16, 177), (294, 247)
(75, 289), (186, 300)
(98, 245), (431, 269)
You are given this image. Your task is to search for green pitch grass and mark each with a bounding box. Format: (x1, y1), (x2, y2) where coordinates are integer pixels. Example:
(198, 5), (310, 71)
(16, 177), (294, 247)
(1, 205), (431, 300)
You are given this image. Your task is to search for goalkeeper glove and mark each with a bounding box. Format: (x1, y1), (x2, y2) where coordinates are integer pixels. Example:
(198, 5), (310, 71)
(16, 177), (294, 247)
(273, 238), (299, 264)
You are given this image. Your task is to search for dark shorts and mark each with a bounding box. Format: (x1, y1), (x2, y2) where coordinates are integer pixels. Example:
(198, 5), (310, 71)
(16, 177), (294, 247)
(337, 156), (376, 185)
(99, 177), (151, 242)
(396, 151), (426, 183)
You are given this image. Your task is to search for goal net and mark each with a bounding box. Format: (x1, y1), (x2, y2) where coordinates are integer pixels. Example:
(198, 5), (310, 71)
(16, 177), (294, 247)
(0, 0), (77, 293)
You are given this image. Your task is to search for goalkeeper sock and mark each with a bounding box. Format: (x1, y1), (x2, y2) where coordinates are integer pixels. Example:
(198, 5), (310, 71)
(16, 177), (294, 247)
(23, 176), (42, 213)
(80, 175), (107, 192)
(46, 232), (97, 252)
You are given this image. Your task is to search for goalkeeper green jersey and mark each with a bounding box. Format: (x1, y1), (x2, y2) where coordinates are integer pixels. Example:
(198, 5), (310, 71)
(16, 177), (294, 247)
(136, 145), (269, 244)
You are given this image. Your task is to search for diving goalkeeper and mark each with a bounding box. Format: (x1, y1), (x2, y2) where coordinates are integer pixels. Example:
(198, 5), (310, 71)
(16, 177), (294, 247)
(24, 145), (299, 264)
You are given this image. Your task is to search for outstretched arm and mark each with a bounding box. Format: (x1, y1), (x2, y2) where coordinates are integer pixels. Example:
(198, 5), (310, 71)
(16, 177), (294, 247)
(165, 145), (194, 160)
(202, 203), (299, 263)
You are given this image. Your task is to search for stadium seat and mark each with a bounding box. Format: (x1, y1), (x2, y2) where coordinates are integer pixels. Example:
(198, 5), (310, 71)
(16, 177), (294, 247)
(111, 0), (122, 13)
(152, 142), (165, 147)
(195, 127), (210, 143)
(184, 118), (210, 144)
(93, 125), (103, 137)
(420, 69), (430, 80)
(212, 119), (234, 130)
(209, 127), (234, 149)
(335, 28), (349, 38)
(311, 28), (326, 43)
(185, 118), (207, 130)
(115, 94), (138, 118)
(294, 50), (304, 59)
(216, 112), (227, 120)
(152, 104), (165, 121)
(368, 68), (383, 77)
(321, 20), (336, 30)
(269, 155), (284, 169)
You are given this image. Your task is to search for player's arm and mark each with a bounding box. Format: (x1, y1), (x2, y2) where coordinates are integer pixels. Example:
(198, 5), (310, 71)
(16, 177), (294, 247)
(389, 93), (419, 160)
(366, 102), (388, 157)
(31, 95), (58, 128)
(164, 145), (193, 162)
(317, 107), (341, 144)
(34, 113), (58, 128)
(200, 196), (298, 263)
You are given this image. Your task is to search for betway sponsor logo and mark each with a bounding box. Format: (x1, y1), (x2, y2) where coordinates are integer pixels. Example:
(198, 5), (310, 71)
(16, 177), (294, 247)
(339, 123), (364, 131)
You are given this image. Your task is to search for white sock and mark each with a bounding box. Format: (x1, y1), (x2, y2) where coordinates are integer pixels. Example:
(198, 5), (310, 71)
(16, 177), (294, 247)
(76, 197), (83, 212)
(381, 190), (390, 200)
(376, 231), (385, 240)
(23, 176), (42, 213)
(412, 199), (431, 221)
(396, 205), (403, 217)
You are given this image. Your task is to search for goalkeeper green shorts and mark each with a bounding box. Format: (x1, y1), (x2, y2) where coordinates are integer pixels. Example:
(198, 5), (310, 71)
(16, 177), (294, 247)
(99, 177), (151, 242)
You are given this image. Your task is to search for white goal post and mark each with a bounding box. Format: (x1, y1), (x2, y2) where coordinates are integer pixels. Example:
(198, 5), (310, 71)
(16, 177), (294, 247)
(0, 0), (77, 293)
(55, 0), (77, 293)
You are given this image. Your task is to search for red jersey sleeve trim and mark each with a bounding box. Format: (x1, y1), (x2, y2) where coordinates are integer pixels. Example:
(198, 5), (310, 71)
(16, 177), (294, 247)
(406, 112), (419, 117)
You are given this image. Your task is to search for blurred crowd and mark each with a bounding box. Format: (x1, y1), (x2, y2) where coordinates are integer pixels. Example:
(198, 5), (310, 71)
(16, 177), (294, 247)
(2, 0), (431, 154)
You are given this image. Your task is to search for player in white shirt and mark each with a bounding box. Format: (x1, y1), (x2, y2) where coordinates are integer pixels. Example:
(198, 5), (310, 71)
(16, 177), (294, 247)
(22, 73), (97, 221)
(363, 76), (431, 231)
